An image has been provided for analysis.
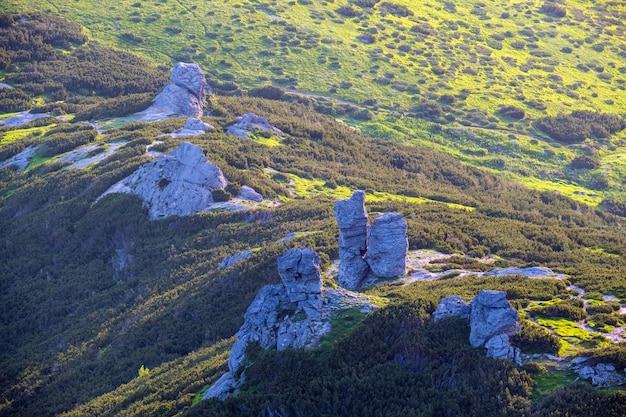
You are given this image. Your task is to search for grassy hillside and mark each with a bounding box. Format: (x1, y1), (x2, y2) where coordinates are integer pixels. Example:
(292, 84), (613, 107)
(0, 8), (625, 417)
(1, 0), (625, 205)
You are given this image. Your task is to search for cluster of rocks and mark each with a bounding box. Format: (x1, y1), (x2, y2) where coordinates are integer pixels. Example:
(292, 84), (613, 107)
(99, 142), (262, 219)
(203, 247), (374, 400)
(334, 190), (408, 290)
(433, 291), (521, 364)
(225, 113), (282, 140)
(573, 357), (626, 387)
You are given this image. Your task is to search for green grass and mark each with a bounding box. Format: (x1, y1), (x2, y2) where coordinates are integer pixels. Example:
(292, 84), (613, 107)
(0, 125), (53, 145)
(531, 368), (579, 400)
(2, 0), (626, 206)
(534, 317), (610, 352)
(319, 308), (368, 350)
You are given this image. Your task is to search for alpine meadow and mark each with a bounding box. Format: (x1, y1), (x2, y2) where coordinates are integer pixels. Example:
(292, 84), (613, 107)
(0, 1), (625, 417)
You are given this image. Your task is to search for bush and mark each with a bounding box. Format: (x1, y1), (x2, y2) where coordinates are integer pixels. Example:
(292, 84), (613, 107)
(211, 189), (231, 202)
(497, 105), (525, 120)
(570, 155), (600, 170)
(529, 300), (586, 321)
(512, 320), (561, 354)
(540, 2), (566, 18)
(249, 85), (285, 100)
(536, 111), (626, 143)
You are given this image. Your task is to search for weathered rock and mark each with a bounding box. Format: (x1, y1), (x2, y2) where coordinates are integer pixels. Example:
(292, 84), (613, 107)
(151, 63), (208, 118)
(0, 146), (38, 171)
(204, 247), (376, 400)
(334, 191), (370, 290)
(170, 62), (209, 101)
(240, 185), (263, 202)
(576, 363), (626, 387)
(278, 248), (322, 303)
(100, 142), (227, 219)
(0, 111), (50, 127)
(225, 113), (282, 140)
(365, 212), (407, 278)
(219, 250), (253, 269)
(469, 290), (520, 348)
(202, 372), (241, 401)
(433, 296), (470, 321)
(484, 266), (562, 279)
(484, 334), (521, 365)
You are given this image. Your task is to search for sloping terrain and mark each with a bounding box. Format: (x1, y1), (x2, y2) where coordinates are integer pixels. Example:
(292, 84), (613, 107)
(0, 8), (625, 417)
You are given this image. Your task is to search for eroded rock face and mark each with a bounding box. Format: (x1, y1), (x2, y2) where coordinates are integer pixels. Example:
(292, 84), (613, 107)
(484, 333), (521, 364)
(278, 248), (322, 304)
(470, 290), (520, 348)
(334, 191), (370, 290)
(152, 63), (208, 117)
(203, 247), (375, 401)
(100, 142), (227, 219)
(225, 113), (282, 140)
(433, 296), (470, 321)
(574, 362), (626, 387)
(366, 212), (407, 278)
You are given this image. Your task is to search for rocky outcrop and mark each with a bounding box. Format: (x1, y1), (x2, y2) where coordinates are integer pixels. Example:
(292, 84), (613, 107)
(469, 290), (520, 348)
(219, 251), (253, 269)
(0, 111), (50, 127)
(0, 146), (38, 171)
(240, 185), (263, 203)
(335, 191), (370, 290)
(575, 362), (626, 387)
(334, 191), (408, 289)
(433, 296), (470, 321)
(169, 117), (214, 137)
(432, 290), (521, 364)
(470, 290), (521, 363)
(100, 142), (227, 219)
(203, 247), (375, 400)
(225, 113), (282, 140)
(150, 63), (209, 118)
(366, 213), (408, 278)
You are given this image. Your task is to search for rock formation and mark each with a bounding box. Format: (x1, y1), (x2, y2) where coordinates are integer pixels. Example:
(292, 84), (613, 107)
(575, 362), (626, 387)
(219, 251), (253, 269)
(239, 185), (263, 203)
(469, 290), (520, 348)
(203, 247), (374, 400)
(225, 113), (282, 140)
(100, 142), (227, 219)
(150, 62), (209, 118)
(433, 296), (470, 321)
(0, 146), (38, 171)
(334, 190), (371, 289)
(366, 212), (408, 277)
(334, 190), (408, 289)
(432, 290), (521, 364)
(169, 117), (214, 137)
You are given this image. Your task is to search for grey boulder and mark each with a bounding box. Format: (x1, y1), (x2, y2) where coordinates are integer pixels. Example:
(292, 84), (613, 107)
(225, 113), (282, 140)
(365, 212), (407, 278)
(240, 185), (263, 202)
(101, 142), (227, 219)
(469, 290), (520, 348)
(152, 62), (208, 117)
(433, 296), (470, 321)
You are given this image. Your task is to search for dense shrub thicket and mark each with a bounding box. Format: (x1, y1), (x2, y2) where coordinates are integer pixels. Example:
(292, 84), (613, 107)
(536, 111), (625, 143)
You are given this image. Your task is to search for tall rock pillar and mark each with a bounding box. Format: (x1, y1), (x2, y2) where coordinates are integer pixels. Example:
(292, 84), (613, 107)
(334, 191), (370, 290)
